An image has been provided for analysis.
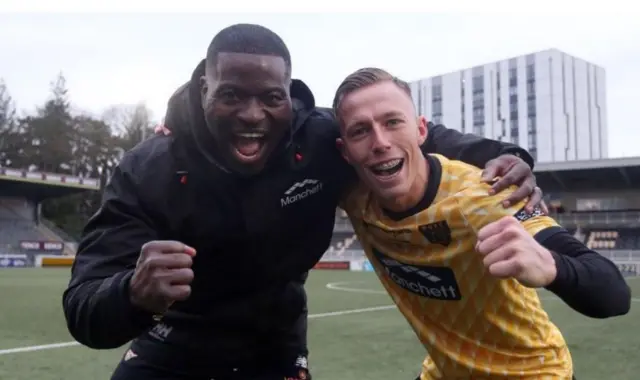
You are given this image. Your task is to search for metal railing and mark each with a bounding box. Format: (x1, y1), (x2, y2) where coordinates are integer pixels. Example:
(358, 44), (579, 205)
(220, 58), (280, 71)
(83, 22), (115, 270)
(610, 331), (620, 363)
(333, 211), (640, 232)
(321, 250), (366, 261)
(598, 250), (640, 261)
(321, 249), (640, 263)
(333, 218), (354, 232)
(552, 211), (640, 227)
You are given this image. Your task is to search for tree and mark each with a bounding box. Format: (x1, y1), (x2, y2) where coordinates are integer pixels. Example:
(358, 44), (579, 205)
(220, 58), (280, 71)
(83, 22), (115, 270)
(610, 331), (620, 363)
(0, 73), (161, 239)
(103, 102), (155, 152)
(0, 79), (18, 167)
(17, 72), (75, 173)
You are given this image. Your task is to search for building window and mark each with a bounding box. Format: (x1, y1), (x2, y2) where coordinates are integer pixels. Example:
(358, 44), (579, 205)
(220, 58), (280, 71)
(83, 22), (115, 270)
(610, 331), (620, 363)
(431, 83), (442, 125)
(509, 68), (517, 87)
(473, 108), (484, 123)
(527, 81), (535, 97)
(527, 98), (536, 117)
(526, 64), (535, 80)
(432, 100), (442, 115)
(432, 84), (442, 101)
(528, 131), (536, 148)
(472, 76), (484, 92)
(473, 125), (484, 136)
(511, 118), (519, 141)
(527, 117), (536, 133)
(460, 78), (466, 133)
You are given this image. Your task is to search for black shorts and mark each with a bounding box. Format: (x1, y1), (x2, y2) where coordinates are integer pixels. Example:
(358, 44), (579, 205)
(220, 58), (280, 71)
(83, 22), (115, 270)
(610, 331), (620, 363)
(111, 348), (311, 380)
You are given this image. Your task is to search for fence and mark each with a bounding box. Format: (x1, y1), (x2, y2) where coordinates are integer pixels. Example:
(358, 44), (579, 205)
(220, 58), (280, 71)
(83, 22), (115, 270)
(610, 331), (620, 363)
(319, 249), (640, 278)
(552, 211), (640, 227)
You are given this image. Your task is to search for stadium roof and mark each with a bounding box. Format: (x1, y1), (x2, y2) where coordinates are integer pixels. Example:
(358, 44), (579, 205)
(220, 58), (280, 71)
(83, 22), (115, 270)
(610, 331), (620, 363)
(534, 156), (640, 192)
(0, 168), (100, 201)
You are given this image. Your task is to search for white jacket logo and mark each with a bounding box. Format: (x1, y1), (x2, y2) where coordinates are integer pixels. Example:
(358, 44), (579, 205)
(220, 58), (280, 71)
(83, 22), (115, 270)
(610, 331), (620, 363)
(281, 179), (323, 207)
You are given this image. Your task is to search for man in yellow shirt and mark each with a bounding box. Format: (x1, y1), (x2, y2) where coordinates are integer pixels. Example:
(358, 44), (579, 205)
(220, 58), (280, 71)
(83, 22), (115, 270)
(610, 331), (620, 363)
(332, 67), (631, 379)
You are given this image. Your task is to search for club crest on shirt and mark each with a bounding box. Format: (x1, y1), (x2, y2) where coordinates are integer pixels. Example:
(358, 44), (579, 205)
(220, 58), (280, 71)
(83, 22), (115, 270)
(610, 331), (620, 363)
(418, 221), (452, 246)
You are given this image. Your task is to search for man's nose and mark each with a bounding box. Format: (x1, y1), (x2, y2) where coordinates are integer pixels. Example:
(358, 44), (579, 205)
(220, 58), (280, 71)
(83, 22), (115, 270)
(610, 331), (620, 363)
(237, 98), (266, 124)
(371, 127), (391, 154)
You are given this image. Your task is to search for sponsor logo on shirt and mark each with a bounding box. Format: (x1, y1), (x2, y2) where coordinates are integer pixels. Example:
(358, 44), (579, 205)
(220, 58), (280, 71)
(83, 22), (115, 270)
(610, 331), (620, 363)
(371, 247), (462, 301)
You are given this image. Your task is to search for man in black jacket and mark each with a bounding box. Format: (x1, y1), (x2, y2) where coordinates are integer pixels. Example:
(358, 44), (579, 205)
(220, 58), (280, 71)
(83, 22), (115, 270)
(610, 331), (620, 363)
(63, 24), (543, 380)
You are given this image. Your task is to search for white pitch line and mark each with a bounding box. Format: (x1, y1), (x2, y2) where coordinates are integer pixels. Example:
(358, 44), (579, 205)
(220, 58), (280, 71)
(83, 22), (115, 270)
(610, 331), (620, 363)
(0, 303), (395, 356)
(0, 341), (80, 355)
(3, 276), (637, 357)
(326, 281), (387, 295)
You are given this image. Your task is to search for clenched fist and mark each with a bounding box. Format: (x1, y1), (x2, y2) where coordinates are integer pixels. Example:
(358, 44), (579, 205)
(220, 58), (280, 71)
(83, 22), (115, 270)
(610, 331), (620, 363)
(129, 240), (196, 314)
(476, 216), (557, 288)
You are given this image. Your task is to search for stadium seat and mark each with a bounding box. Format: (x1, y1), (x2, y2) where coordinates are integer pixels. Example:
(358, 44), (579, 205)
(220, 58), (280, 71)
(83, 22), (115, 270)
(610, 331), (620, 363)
(0, 199), (54, 255)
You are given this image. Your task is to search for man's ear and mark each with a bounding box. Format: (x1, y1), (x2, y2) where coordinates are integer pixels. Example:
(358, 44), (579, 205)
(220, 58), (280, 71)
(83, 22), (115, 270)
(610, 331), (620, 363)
(336, 138), (351, 164)
(417, 115), (428, 145)
(199, 76), (208, 107)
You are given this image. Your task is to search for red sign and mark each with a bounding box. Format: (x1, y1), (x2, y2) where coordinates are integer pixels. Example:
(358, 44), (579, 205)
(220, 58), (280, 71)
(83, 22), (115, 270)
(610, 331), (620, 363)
(19, 241), (64, 251)
(313, 261), (350, 270)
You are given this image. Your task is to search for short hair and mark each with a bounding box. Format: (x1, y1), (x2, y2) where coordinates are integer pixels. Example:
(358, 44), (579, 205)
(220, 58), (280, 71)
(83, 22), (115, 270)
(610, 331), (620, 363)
(332, 67), (412, 114)
(206, 23), (292, 77)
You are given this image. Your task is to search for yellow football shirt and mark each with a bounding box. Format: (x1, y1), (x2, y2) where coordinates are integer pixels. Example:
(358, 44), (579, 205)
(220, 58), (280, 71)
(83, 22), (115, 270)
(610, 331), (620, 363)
(342, 154), (573, 380)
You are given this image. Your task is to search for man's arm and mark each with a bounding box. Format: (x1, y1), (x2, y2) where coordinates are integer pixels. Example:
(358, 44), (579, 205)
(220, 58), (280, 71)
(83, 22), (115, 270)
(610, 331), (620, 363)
(538, 228), (630, 318)
(62, 157), (158, 349)
(422, 122), (534, 169)
(458, 183), (631, 318)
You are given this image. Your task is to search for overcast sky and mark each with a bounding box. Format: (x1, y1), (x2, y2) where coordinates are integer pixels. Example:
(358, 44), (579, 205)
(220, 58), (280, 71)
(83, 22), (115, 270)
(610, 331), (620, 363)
(1, 12), (638, 157)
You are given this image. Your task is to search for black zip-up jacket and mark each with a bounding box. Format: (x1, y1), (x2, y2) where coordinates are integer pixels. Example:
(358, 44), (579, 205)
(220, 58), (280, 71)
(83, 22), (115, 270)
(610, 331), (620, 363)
(62, 60), (535, 374)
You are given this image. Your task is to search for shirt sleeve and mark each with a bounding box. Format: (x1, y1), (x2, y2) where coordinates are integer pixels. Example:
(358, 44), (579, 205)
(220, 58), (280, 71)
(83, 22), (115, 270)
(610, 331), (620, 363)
(455, 181), (557, 236)
(456, 182), (631, 318)
(62, 156), (159, 349)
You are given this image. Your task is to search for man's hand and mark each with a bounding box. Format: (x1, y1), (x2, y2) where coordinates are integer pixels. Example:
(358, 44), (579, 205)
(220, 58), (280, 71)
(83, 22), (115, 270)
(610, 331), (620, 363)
(129, 240), (196, 314)
(476, 216), (557, 288)
(481, 154), (546, 213)
(154, 124), (171, 136)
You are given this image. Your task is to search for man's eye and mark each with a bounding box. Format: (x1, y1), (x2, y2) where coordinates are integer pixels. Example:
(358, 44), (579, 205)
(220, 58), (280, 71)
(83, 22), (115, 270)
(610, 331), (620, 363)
(265, 93), (285, 105)
(387, 119), (402, 126)
(220, 91), (238, 99)
(350, 127), (367, 137)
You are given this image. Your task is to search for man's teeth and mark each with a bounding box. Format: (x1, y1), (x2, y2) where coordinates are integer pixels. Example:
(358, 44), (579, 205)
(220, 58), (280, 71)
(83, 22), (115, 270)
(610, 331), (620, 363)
(237, 133), (265, 139)
(373, 159), (402, 171)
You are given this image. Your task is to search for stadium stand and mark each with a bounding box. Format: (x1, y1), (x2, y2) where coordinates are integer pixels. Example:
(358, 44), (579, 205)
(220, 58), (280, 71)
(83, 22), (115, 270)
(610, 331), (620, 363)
(323, 156), (640, 277)
(325, 209), (362, 260)
(0, 167), (99, 267)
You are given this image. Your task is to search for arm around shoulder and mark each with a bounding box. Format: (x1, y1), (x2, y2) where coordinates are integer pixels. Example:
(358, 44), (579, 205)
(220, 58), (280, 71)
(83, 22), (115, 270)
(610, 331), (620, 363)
(63, 155), (160, 349)
(423, 122), (534, 169)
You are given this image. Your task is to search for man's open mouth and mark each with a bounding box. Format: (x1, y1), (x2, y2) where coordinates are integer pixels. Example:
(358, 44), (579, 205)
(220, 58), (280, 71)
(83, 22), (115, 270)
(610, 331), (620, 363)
(369, 158), (404, 178)
(233, 132), (267, 160)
